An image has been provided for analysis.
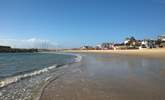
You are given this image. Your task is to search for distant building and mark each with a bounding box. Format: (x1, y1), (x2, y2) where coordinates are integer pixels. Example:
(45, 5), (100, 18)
(124, 37), (131, 45)
(157, 35), (165, 47)
(79, 35), (165, 50)
(95, 44), (102, 50)
(101, 43), (114, 50)
(124, 40), (129, 45)
(124, 36), (141, 49)
(113, 43), (127, 50)
(158, 35), (165, 41)
(124, 37), (139, 47)
(139, 39), (156, 49)
(80, 46), (94, 50)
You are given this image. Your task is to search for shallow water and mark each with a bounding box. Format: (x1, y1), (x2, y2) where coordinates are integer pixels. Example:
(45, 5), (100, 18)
(85, 53), (165, 99)
(40, 53), (165, 100)
(0, 52), (77, 100)
(0, 53), (75, 79)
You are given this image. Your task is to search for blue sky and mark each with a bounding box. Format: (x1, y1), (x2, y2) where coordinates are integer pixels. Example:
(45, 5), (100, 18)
(0, 0), (165, 48)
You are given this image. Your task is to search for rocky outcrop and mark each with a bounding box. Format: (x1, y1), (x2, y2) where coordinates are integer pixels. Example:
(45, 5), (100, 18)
(0, 46), (38, 53)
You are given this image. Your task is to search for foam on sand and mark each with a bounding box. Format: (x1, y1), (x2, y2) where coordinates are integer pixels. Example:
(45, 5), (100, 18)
(0, 64), (57, 88)
(74, 54), (82, 62)
(0, 54), (83, 88)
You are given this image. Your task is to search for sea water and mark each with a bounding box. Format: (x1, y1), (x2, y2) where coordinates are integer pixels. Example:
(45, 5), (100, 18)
(0, 52), (79, 100)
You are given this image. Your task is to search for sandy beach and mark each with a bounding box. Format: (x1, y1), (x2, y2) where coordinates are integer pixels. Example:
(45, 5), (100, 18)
(40, 49), (165, 100)
(65, 48), (165, 58)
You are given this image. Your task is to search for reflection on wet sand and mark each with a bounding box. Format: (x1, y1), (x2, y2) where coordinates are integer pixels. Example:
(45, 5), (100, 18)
(40, 53), (165, 100)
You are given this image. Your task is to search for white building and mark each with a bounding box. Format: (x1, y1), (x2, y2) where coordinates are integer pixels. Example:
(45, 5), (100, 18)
(158, 35), (165, 41)
(139, 40), (155, 49)
(124, 40), (130, 45)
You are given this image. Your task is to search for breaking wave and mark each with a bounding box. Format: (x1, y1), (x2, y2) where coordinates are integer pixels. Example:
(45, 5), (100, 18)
(74, 54), (82, 62)
(0, 53), (82, 88)
(0, 64), (57, 88)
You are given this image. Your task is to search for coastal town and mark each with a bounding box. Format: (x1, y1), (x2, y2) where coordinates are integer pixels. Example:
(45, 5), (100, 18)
(79, 35), (165, 50)
(1, 35), (165, 52)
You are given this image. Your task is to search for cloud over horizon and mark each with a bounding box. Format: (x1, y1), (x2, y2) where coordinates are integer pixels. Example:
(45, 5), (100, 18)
(0, 38), (58, 49)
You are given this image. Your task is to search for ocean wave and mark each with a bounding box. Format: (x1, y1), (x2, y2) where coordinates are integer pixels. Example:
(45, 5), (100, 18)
(74, 54), (82, 63)
(55, 52), (82, 63)
(0, 64), (57, 88)
(0, 53), (82, 89)
(56, 52), (82, 62)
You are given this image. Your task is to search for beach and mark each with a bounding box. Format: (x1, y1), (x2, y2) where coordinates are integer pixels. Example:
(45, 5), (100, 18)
(40, 49), (165, 100)
(65, 48), (165, 58)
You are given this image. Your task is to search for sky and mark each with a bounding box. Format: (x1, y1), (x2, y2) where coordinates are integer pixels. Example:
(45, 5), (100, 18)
(0, 0), (165, 48)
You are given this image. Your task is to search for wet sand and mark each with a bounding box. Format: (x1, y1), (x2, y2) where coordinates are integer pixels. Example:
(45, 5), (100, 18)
(40, 52), (165, 100)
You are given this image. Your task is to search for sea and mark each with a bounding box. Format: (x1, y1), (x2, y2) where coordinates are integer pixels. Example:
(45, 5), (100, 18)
(0, 52), (81, 100)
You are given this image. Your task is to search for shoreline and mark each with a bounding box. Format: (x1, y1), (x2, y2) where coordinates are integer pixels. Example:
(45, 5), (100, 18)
(40, 52), (165, 100)
(0, 52), (78, 100)
(37, 54), (82, 100)
(65, 48), (165, 58)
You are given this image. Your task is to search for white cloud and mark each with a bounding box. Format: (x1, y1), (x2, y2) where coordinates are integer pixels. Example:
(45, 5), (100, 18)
(0, 38), (58, 49)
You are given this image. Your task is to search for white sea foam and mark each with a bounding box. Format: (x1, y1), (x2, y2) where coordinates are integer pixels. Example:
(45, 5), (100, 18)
(54, 52), (82, 63)
(0, 53), (82, 88)
(0, 64), (57, 88)
(74, 54), (82, 62)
